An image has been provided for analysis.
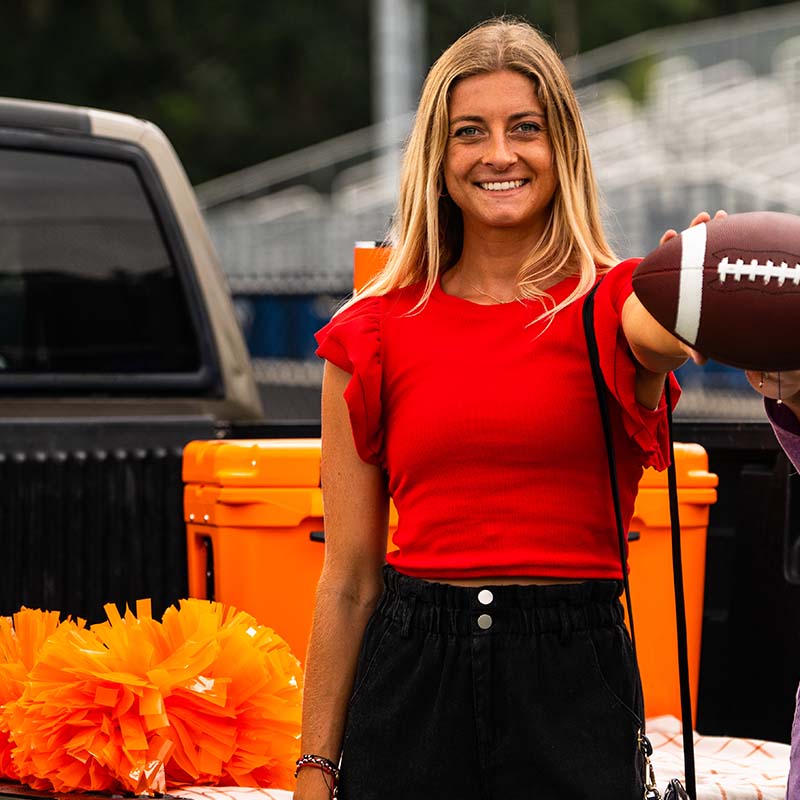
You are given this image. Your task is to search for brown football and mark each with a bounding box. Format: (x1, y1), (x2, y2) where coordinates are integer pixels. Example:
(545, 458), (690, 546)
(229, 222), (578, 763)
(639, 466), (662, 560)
(632, 211), (800, 370)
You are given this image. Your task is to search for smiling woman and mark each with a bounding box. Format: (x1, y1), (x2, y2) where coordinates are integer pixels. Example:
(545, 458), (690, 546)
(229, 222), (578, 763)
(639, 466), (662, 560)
(296, 16), (696, 800)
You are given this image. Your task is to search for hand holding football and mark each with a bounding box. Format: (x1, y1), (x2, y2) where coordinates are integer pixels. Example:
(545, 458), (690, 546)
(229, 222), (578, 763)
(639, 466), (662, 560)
(633, 211), (800, 370)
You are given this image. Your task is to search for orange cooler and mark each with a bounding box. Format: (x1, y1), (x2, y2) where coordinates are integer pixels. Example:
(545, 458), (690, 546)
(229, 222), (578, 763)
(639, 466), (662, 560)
(627, 443), (717, 723)
(184, 438), (716, 718)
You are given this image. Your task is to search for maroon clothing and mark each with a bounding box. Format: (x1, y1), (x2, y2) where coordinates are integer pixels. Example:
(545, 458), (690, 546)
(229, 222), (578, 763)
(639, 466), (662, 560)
(767, 399), (800, 800)
(766, 399), (800, 469)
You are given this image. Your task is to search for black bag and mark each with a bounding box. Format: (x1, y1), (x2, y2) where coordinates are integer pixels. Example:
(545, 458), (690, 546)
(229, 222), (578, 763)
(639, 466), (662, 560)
(664, 778), (692, 800)
(582, 281), (697, 800)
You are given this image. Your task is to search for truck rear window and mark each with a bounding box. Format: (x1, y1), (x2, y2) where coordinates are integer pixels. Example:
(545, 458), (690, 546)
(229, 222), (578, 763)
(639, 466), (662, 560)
(0, 147), (202, 374)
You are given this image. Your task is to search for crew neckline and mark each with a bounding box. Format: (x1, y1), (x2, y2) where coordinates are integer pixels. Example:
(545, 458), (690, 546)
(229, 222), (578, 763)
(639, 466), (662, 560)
(433, 272), (579, 311)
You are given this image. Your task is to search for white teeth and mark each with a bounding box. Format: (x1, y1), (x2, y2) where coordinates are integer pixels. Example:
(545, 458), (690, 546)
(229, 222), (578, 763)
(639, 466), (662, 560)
(479, 179), (526, 191)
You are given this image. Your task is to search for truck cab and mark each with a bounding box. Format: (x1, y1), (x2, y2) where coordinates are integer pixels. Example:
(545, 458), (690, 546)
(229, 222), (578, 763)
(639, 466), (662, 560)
(0, 97), (261, 421)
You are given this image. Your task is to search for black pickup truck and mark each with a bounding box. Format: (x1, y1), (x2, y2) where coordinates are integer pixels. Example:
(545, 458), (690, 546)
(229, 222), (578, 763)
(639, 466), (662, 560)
(0, 97), (798, 747)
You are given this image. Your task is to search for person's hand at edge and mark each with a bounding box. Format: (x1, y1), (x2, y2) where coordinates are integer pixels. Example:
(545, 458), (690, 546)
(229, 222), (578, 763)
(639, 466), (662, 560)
(745, 370), (800, 420)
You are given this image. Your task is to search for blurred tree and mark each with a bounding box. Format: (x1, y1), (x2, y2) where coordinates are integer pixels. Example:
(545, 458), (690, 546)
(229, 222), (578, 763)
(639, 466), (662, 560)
(0, 0), (795, 181)
(0, 0), (371, 182)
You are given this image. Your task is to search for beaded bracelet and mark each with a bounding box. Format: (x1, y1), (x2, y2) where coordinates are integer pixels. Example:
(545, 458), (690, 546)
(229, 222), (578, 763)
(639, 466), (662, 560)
(295, 753), (340, 797)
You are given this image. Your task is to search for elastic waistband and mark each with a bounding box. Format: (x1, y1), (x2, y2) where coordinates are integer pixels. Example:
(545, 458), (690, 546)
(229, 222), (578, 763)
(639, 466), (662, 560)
(376, 565), (624, 637)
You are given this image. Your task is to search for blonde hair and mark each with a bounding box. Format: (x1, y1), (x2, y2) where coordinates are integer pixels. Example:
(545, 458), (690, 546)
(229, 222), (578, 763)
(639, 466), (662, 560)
(345, 16), (616, 317)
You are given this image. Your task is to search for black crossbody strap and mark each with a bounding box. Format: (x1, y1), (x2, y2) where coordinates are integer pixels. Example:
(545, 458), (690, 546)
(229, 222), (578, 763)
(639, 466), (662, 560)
(582, 281), (697, 799)
(581, 283), (638, 659)
(665, 381), (697, 799)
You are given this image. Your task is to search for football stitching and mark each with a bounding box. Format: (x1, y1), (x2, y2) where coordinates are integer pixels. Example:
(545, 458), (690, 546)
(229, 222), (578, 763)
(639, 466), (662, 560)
(717, 256), (800, 286)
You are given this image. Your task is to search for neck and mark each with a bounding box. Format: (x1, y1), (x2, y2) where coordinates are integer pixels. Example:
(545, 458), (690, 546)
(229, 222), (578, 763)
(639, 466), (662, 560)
(442, 259), (521, 305)
(461, 221), (545, 276)
(449, 225), (545, 296)
(439, 215), (570, 304)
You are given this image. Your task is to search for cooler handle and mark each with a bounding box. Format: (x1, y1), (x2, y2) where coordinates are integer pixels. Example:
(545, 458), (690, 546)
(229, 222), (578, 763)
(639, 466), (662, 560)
(198, 535), (216, 601)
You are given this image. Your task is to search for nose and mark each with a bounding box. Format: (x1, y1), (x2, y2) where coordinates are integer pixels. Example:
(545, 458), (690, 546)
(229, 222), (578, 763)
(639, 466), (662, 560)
(482, 132), (517, 170)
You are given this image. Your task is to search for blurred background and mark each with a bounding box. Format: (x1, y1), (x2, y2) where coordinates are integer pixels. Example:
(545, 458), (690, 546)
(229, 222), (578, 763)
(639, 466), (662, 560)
(3, 0), (800, 421)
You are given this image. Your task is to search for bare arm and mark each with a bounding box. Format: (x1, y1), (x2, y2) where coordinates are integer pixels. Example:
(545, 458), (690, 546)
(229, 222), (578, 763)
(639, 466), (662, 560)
(295, 361), (389, 800)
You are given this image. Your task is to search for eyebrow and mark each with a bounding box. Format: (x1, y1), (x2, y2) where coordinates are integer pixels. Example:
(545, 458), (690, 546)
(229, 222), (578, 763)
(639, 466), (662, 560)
(449, 111), (546, 126)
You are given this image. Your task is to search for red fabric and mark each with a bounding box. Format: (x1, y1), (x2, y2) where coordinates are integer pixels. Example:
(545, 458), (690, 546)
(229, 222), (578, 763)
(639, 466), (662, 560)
(315, 258), (680, 580)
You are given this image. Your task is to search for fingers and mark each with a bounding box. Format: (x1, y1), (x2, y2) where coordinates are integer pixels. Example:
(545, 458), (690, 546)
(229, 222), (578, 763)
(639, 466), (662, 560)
(659, 229), (678, 246)
(679, 343), (708, 365)
(688, 211), (711, 227)
(659, 210), (728, 247)
(746, 370), (775, 398)
(745, 369), (800, 400)
(688, 209), (727, 227)
(687, 347), (708, 366)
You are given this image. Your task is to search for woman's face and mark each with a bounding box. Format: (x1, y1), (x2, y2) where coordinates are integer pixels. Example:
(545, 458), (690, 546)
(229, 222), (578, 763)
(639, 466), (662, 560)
(444, 70), (558, 240)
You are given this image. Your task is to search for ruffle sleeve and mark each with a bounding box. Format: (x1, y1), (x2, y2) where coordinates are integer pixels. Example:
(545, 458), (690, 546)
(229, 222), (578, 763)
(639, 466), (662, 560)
(314, 296), (383, 466)
(593, 258), (681, 471)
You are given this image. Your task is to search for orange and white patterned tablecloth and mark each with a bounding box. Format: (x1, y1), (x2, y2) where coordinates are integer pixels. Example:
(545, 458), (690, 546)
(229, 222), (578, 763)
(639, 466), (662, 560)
(649, 715), (789, 799)
(178, 788), (293, 800)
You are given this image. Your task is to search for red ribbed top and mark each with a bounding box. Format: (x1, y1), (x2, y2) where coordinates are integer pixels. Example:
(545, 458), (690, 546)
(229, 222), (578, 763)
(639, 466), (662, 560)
(315, 258), (680, 580)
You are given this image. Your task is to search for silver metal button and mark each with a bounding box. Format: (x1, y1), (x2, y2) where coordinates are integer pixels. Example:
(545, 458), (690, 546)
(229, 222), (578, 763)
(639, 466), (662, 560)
(477, 613), (493, 630)
(478, 589), (494, 605)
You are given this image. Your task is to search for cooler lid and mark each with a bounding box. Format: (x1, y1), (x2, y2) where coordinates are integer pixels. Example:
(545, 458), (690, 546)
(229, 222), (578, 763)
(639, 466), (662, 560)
(637, 442), (718, 489)
(182, 438), (321, 487)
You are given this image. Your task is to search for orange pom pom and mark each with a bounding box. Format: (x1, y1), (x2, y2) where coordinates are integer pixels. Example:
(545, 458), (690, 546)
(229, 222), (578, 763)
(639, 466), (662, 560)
(0, 608), (64, 780)
(159, 599), (303, 789)
(3, 599), (302, 794)
(8, 600), (173, 795)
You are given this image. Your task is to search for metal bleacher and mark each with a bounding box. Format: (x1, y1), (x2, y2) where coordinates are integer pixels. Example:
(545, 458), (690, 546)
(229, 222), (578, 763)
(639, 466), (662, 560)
(198, 3), (800, 421)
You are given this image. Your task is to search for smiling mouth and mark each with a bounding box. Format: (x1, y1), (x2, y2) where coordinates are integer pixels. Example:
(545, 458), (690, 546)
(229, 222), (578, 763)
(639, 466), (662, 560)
(476, 179), (529, 191)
